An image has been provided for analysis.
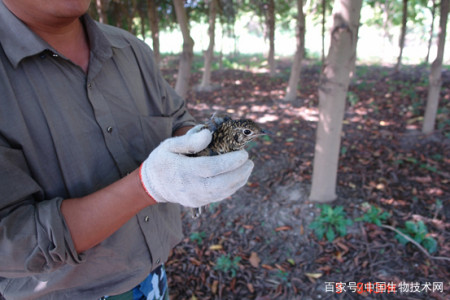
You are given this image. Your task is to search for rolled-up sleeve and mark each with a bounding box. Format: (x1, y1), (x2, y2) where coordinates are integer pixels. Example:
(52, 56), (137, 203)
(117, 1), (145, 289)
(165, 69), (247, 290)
(0, 141), (84, 278)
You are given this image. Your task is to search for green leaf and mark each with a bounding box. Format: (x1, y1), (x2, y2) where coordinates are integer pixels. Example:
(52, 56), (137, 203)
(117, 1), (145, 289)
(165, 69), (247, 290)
(417, 221), (428, 234)
(315, 226), (325, 239)
(423, 237), (437, 254)
(413, 235), (424, 244)
(395, 233), (409, 245)
(326, 227), (336, 242)
(404, 157), (418, 164)
(309, 221), (317, 229)
(334, 206), (344, 215)
(380, 211), (390, 220)
(405, 221), (417, 232)
(337, 224), (347, 236)
(420, 164), (437, 173)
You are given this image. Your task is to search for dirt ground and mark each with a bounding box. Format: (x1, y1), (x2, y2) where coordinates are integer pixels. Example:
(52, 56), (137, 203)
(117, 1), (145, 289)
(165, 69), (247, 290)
(162, 60), (449, 300)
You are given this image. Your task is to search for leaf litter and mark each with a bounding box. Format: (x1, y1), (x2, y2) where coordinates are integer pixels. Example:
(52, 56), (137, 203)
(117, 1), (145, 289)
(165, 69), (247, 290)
(162, 62), (449, 299)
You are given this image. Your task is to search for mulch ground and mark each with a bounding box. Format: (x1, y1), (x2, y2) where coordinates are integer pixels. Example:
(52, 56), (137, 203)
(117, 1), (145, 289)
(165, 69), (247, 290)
(161, 59), (449, 300)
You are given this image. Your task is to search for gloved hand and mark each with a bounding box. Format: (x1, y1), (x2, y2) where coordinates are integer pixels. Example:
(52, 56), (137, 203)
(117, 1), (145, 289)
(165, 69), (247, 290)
(139, 127), (254, 207)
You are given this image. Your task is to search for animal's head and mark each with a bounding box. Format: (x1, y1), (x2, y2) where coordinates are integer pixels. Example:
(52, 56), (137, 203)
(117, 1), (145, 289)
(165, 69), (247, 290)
(228, 119), (268, 150)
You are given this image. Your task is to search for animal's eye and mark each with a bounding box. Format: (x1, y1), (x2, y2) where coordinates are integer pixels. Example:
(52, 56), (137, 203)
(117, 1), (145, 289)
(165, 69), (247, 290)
(243, 129), (252, 135)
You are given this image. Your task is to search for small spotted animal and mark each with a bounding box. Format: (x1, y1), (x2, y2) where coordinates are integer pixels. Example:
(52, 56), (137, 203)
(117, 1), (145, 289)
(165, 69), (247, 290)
(190, 114), (268, 218)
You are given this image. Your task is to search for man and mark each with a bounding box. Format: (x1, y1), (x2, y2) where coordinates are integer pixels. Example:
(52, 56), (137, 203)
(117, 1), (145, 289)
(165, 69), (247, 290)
(0, 0), (253, 299)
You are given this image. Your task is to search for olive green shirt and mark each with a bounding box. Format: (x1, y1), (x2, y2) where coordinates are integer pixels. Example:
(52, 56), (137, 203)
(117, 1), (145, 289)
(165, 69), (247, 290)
(0, 1), (195, 299)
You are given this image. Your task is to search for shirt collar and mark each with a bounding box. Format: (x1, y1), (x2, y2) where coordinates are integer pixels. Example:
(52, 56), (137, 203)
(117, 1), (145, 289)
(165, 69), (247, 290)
(81, 14), (130, 62)
(0, 0), (50, 68)
(0, 1), (129, 68)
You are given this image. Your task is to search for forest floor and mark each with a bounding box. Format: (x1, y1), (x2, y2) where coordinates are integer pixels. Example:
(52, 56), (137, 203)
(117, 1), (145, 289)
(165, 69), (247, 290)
(161, 57), (449, 300)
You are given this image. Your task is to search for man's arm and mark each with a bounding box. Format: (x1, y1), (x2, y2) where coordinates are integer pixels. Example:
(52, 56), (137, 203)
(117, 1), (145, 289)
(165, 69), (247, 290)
(60, 168), (154, 254)
(61, 126), (193, 254)
(173, 125), (193, 137)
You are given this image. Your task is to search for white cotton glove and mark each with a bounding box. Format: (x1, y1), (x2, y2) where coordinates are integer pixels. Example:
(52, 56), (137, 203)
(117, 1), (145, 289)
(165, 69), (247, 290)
(139, 127), (254, 208)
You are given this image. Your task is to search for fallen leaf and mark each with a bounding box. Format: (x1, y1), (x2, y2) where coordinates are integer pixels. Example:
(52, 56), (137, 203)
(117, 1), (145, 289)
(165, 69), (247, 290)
(209, 244), (223, 250)
(318, 265), (332, 272)
(335, 251), (344, 263)
(189, 258), (201, 266)
(275, 225), (292, 232)
(275, 264), (286, 271)
(211, 280), (218, 294)
(230, 277), (236, 292)
(261, 264), (274, 270)
(247, 182), (259, 188)
(336, 241), (349, 253)
(249, 252), (261, 268)
(305, 272), (323, 279)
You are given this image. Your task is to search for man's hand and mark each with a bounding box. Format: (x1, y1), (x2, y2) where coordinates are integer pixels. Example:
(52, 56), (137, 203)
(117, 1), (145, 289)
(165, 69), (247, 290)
(139, 128), (254, 207)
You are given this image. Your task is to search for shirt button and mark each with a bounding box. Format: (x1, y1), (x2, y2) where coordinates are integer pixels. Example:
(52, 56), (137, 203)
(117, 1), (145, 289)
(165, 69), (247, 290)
(52, 53), (59, 58)
(106, 126), (113, 133)
(87, 82), (92, 88)
(156, 258), (161, 264)
(144, 216), (150, 222)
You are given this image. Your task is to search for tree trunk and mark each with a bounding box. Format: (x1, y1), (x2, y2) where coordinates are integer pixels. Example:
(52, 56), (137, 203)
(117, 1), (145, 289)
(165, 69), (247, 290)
(423, 0), (449, 134)
(148, 0), (161, 65)
(112, 1), (123, 28)
(267, 0), (276, 77)
(322, 0), (326, 65)
(382, 0), (393, 41)
(96, 0), (109, 23)
(425, 0), (437, 64)
(174, 0), (194, 98)
(138, 5), (146, 41)
(284, 0), (305, 101)
(127, 0), (138, 34)
(309, 0), (362, 203)
(199, 0), (218, 90)
(395, 0), (408, 72)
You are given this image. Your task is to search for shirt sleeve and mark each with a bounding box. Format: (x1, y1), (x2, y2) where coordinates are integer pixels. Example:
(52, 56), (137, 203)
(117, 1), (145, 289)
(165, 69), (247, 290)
(0, 137), (84, 278)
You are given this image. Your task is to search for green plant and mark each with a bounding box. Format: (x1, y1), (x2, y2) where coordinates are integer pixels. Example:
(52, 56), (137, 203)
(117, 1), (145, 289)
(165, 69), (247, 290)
(214, 254), (241, 277)
(356, 205), (390, 226)
(347, 91), (359, 106)
(189, 231), (206, 245)
(309, 205), (353, 242)
(395, 220), (437, 254)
